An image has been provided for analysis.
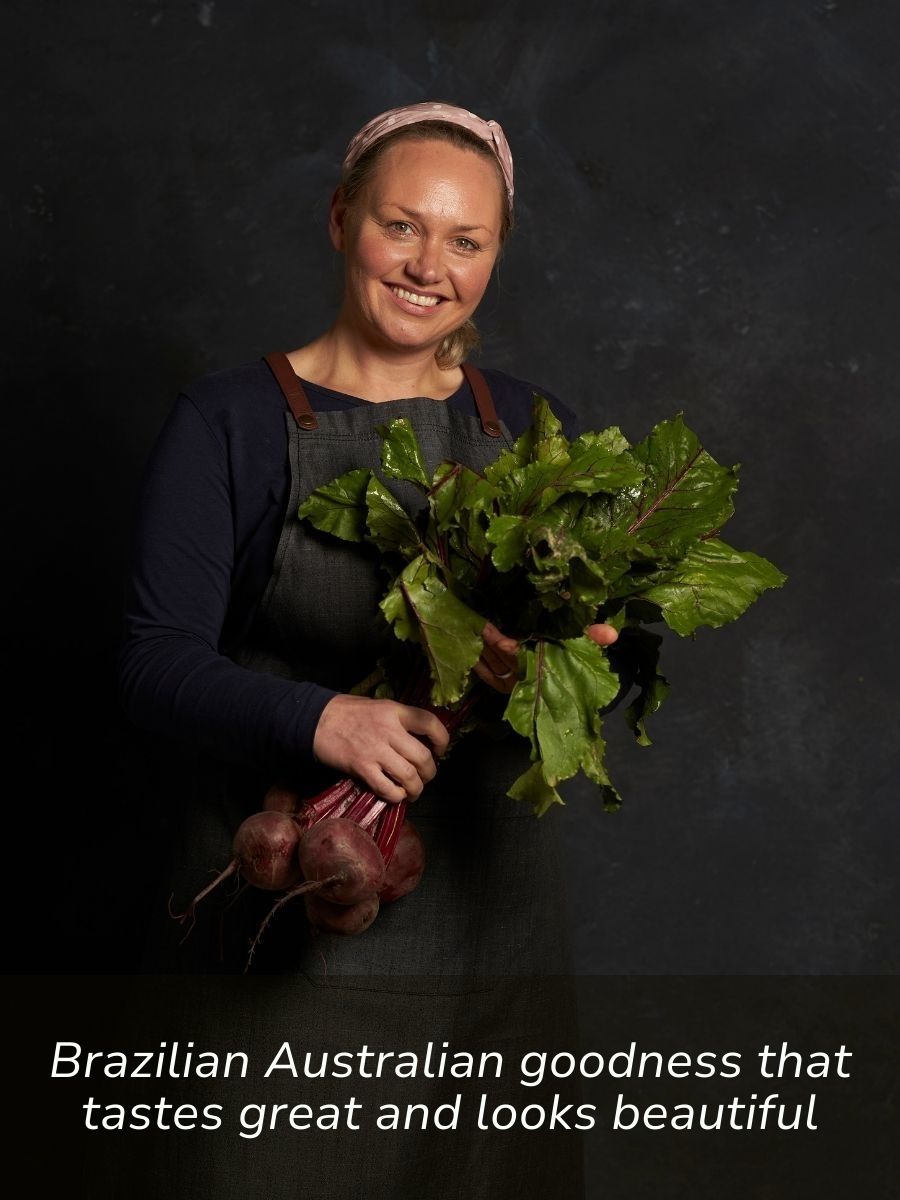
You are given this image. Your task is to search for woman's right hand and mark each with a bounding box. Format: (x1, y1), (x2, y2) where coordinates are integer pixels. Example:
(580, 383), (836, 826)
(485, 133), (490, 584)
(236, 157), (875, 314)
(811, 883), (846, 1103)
(312, 694), (450, 804)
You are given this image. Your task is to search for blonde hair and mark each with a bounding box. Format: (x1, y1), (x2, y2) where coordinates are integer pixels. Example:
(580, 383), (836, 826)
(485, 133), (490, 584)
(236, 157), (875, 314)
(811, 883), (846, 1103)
(338, 120), (514, 370)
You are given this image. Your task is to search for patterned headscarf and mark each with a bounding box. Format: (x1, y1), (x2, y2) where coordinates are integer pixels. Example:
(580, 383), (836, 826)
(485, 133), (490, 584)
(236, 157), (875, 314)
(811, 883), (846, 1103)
(342, 101), (515, 209)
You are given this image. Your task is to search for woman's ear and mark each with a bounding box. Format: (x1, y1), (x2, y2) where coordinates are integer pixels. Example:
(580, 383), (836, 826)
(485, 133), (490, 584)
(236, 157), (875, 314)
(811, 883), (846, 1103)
(328, 186), (349, 252)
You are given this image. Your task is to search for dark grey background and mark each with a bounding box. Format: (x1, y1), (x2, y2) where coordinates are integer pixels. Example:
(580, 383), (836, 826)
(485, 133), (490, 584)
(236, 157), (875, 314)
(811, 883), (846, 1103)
(5, 0), (898, 981)
(6, 4), (900, 1197)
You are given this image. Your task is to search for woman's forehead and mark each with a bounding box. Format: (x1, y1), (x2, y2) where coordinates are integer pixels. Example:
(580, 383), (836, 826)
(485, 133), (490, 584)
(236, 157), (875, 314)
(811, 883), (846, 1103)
(363, 140), (505, 220)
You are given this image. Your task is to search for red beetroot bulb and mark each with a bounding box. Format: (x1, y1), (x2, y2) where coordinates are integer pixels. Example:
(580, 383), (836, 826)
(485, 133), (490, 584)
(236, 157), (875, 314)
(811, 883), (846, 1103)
(263, 782), (302, 815)
(297, 817), (385, 905)
(379, 819), (425, 903)
(305, 892), (380, 936)
(171, 810), (303, 926)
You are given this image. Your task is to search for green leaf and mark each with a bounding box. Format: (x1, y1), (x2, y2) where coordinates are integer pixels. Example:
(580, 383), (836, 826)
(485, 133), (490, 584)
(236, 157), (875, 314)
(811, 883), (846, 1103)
(365, 475), (421, 557)
(504, 636), (621, 787)
(379, 576), (419, 643)
(632, 537), (787, 635)
(297, 467), (371, 541)
(581, 735), (623, 811)
(428, 461), (497, 532)
(486, 514), (530, 572)
(603, 606), (628, 633)
(559, 523), (650, 593)
(515, 393), (571, 464)
(483, 446), (521, 487)
(569, 426), (632, 457)
(379, 556), (486, 704)
(483, 393), (570, 485)
(507, 761), (564, 817)
(611, 413), (739, 554)
(497, 441), (645, 518)
(424, 463), (498, 579)
(377, 418), (430, 488)
(617, 628), (670, 745)
(486, 512), (647, 613)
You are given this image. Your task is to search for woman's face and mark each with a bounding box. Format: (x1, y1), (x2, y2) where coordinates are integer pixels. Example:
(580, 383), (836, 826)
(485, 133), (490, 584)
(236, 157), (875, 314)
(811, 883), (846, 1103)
(331, 138), (505, 359)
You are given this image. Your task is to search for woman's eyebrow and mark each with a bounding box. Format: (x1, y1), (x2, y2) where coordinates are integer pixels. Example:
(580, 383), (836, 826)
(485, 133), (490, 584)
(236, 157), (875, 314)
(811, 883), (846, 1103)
(379, 203), (492, 234)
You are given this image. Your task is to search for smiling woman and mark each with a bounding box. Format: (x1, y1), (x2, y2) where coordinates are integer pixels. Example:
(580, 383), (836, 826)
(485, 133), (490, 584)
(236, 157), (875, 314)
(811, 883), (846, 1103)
(288, 125), (508, 399)
(118, 100), (603, 1197)
(340, 139), (501, 300)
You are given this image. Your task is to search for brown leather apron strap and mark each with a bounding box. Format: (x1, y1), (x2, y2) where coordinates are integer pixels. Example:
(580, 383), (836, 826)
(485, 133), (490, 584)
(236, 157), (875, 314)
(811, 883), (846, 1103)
(262, 351), (318, 430)
(460, 361), (502, 437)
(264, 352), (500, 438)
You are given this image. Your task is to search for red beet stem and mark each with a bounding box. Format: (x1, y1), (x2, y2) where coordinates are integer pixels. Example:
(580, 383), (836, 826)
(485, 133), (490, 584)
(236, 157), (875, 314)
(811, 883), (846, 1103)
(343, 790), (386, 829)
(290, 676), (489, 869)
(375, 799), (408, 862)
(297, 778), (360, 827)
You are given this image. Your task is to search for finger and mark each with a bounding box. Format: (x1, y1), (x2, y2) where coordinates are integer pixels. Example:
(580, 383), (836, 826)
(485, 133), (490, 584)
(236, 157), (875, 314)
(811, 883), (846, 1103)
(479, 642), (516, 678)
(403, 707), (451, 757)
(364, 764), (408, 805)
(380, 748), (425, 801)
(473, 658), (516, 694)
(473, 658), (500, 691)
(585, 622), (619, 646)
(393, 732), (438, 784)
(482, 622), (518, 654)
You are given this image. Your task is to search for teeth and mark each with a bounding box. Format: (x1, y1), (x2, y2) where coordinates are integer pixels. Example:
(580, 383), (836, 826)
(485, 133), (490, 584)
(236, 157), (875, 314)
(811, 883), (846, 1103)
(390, 286), (441, 307)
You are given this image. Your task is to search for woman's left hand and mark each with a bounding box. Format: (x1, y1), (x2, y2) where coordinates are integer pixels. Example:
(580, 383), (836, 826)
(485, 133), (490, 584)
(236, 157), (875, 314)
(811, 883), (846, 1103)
(476, 621), (619, 694)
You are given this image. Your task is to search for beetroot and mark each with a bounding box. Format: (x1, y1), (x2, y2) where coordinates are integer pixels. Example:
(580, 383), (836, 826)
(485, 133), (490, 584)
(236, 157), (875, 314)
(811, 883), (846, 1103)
(379, 820), (425, 903)
(235, 812), (304, 890)
(245, 818), (386, 968)
(305, 892), (380, 936)
(263, 781), (302, 814)
(297, 817), (385, 905)
(171, 811), (303, 926)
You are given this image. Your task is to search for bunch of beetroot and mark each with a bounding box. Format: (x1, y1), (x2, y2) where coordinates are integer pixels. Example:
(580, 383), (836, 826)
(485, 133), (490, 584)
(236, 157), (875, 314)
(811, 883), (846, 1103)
(171, 668), (482, 967)
(171, 799), (425, 968)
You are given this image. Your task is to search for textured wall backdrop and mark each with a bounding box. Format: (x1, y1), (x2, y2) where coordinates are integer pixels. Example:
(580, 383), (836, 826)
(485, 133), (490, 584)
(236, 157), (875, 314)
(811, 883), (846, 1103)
(5, 0), (898, 976)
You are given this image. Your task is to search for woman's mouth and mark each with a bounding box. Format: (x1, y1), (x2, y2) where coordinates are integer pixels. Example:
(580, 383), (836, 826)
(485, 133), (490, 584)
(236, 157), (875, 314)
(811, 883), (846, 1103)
(387, 284), (444, 309)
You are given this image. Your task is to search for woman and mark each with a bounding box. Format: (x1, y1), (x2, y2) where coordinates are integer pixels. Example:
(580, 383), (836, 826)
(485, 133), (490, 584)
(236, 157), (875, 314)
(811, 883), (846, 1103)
(118, 101), (616, 1195)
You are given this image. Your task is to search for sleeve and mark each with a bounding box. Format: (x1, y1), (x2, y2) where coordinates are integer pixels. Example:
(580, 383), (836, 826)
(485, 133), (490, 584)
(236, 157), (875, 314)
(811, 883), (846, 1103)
(484, 369), (582, 443)
(117, 393), (338, 770)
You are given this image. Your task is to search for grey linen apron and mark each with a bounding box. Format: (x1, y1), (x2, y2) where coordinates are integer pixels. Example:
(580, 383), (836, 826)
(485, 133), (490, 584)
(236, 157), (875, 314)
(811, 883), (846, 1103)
(234, 354), (575, 985)
(120, 356), (585, 1200)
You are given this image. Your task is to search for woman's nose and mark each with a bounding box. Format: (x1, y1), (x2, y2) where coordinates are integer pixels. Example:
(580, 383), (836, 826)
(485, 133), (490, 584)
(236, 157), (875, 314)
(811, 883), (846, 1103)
(406, 237), (443, 283)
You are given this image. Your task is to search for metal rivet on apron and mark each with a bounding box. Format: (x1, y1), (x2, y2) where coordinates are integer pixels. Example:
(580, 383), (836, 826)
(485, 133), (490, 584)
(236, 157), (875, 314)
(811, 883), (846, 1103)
(297, 414), (317, 430)
(485, 420), (501, 436)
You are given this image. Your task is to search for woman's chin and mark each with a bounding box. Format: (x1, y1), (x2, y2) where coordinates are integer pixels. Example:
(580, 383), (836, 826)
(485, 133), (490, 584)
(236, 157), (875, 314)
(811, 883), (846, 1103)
(372, 319), (451, 357)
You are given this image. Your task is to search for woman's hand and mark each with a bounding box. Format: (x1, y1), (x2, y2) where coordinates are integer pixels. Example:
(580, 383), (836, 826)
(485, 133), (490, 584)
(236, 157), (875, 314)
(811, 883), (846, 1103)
(312, 694), (450, 804)
(475, 621), (620, 694)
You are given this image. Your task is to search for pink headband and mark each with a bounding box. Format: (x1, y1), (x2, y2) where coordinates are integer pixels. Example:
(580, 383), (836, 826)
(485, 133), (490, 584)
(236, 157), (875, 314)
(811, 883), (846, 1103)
(342, 101), (515, 209)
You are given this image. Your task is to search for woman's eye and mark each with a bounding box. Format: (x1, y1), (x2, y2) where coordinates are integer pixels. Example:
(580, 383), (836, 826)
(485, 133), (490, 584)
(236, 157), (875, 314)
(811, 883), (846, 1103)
(453, 237), (479, 252)
(387, 221), (413, 235)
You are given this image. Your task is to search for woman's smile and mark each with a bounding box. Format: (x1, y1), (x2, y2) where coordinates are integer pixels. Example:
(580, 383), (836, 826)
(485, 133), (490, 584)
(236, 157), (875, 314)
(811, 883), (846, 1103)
(386, 283), (445, 311)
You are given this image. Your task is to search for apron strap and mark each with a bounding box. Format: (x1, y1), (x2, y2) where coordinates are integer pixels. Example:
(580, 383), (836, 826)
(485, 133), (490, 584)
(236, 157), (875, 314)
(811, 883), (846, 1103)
(263, 351), (318, 430)
(263, 352), (502, 439)
(461, 362), (502, 437)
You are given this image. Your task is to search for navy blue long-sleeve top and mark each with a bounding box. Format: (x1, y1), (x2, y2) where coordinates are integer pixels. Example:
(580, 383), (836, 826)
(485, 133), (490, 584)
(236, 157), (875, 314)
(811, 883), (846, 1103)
(118, 358), (579, 772)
